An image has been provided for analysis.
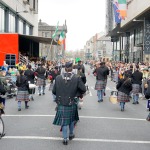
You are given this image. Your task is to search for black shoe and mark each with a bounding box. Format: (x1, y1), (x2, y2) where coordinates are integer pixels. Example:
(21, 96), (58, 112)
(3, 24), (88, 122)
(132, 102), (136, 104)
(98, 100), (100, 103)
(25, 106), (29, 109)
(136, 101), (139, 104)
(39, 94), (41, 96)
(101, 99), (103, 102)
(69, 134), (75, 140)
(63, 139), (68, 145)
(31, 97), (34, 101)
(43, 93), (45, 95)
(121, 108), (124, 111)
(18, 108), (21, 111)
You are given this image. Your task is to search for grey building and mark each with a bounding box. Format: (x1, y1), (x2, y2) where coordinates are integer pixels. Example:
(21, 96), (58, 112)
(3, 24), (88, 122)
(106, 0), (150, 63)
(38, 20), (67, 60)
(0, 0), (38, 35)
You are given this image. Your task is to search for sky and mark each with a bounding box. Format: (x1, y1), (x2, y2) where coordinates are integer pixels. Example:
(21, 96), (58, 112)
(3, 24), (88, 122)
(38, 0), (106, 51)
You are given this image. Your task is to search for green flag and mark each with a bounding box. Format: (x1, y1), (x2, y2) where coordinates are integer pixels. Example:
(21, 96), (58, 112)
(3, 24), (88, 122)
(52, 21), (59, 39)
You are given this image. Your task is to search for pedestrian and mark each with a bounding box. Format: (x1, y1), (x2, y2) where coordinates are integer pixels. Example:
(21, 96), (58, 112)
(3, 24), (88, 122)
(131, 65), (143, 104)
(16, 70), (30, 111)
(95, 62), (109, 102)
(116, 73), (132, 111)
(35, 63), (47, 95)
(24, 65), (35, 100)
(52, 61), (86, 145)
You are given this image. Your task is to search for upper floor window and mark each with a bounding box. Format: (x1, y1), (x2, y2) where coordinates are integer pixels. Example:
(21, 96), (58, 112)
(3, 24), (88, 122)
(0, 6), (5, 32)
(9, 12), (15, 33)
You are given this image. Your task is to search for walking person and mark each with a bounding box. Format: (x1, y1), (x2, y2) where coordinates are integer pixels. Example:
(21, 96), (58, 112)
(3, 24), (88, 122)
(36, 63), (47, 96)
(52, 62), (86, 145)
(16, 70), (30, 111)
(131, 65), (143, 104)
(116, 73), (132, 111)
(24, 65), (35, 101)
(95, 62), (109, 102)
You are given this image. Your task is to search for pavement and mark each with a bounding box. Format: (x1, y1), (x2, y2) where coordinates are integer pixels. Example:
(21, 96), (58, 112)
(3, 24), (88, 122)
(0, 65), (150, 150)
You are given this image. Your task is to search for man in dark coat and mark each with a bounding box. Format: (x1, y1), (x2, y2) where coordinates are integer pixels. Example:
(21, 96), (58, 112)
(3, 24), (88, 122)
(95, 62), (109, 102)
(77, 60), (85, 74)
(52, 62), (86, 145)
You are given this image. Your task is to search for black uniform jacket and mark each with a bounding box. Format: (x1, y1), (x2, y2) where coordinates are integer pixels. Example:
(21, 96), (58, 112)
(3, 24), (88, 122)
(52, 73), (86, 106)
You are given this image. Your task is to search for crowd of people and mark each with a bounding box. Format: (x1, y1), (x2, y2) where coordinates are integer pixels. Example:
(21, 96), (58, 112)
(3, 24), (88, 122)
(0, 59), (150, 145)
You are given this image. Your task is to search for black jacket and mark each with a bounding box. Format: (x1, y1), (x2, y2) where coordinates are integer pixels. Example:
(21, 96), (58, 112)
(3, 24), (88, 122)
(24, 69), (35, 84)
(16, 75), (29, 91)
(145, 79), (150, 99)
(96, 65), (109, 81)
(36, 66), (46, 80)
(131, 70), (143, 85)
(125, 69), (133, 78)
(116, 78), (132, 95)
(52, 73), (86, 106)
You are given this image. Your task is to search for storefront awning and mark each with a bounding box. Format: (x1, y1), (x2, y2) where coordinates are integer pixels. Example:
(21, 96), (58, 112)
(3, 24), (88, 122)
(20, 34), (58, 45)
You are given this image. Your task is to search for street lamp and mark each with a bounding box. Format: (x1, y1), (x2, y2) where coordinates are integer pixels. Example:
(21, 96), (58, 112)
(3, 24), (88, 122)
(133, 18), (145, 62)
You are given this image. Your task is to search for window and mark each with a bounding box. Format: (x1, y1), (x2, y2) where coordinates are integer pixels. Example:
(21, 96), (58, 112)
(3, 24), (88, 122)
(18, 19), (23, 34)
(134, 26), (143, 46)
(26, 24), (30, 35)
(0, 6), (5, 32)
(5, 55), (16, 67)
(9, 12), (15, 33)
(33, 0), (35, 10)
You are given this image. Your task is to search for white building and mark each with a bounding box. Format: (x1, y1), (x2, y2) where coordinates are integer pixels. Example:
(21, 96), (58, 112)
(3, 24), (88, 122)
(0, 0), (38, 35)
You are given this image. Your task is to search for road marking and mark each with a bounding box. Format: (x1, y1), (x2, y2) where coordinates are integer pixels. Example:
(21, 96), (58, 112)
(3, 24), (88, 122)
(89, 91), (92, 96)
(91, 86), (94, 90)
(3, 136), (150, 144)
(3, 115), (146, 121)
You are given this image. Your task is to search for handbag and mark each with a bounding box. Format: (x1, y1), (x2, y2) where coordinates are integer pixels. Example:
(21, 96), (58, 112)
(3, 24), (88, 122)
(29, 83), (36, 89)
(109, 91), (118, 104)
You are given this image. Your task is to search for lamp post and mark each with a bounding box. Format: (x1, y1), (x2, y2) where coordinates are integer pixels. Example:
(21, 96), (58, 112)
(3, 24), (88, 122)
(133, 18), (145, 62)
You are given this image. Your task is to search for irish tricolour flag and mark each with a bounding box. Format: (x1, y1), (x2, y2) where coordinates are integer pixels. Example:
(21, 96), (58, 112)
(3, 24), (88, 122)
(118, 0), (127, 19)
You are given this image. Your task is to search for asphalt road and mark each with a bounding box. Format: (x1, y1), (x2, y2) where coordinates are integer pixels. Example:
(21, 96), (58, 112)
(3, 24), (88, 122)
(0, 65), (150, 150)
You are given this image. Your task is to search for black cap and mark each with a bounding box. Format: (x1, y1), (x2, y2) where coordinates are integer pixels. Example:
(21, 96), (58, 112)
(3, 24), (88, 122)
(65, 62), (73, 68)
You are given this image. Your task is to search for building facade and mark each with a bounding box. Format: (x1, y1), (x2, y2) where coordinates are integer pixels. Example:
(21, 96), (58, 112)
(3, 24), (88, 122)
(106, 0), (150, 63)
(38, 20), (67, 60)
(0, 0), (38, 35)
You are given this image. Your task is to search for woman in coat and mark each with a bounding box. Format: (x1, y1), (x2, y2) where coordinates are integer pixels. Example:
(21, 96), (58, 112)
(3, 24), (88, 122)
(16, 70), (29, 111)
(116, 73), (132, 111)
(24, 65), (35, 100)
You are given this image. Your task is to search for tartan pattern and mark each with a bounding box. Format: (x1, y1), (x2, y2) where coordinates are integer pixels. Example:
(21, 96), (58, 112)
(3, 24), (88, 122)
(53, 104), (79, 126)
(36, 78), (46, 86)
(132, 84), (140, 94)
(16, 90), (29, 101)
(95, 80), (105, 90)
(117, 91), (130, 102)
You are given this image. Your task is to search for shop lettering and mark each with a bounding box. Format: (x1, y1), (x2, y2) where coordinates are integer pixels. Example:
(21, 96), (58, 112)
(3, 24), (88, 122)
(144, 22), (150, 54)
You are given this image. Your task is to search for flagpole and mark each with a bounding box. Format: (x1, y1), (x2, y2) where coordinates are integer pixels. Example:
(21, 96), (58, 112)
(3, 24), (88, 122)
(47, 38), (54, 60)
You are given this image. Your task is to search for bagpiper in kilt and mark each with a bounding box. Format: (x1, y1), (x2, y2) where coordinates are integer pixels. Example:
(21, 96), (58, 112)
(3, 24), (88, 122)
(94, 62), (109, 102)
(116, 73), (132, 111)
(52, 62), (86, 145)
(131, 66), (143, 104)
(35, 64), (47, 95)
(16, 70), (30, 111)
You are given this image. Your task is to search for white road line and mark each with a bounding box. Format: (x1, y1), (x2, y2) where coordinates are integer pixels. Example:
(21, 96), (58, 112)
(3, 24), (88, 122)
(3, 115), (146, 121)
(3, 136), (150, 144)
(91, 86), (94, 90)
(89, 91), (92, 96)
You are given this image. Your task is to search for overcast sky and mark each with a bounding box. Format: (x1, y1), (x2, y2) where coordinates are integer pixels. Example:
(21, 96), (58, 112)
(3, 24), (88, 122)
(38, 0), (106, 51)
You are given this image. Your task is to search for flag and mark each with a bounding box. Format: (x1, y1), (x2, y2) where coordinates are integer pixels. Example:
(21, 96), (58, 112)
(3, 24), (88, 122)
(113, 0), (121, 23)
(118, 0), (127, 19)
(52, 21), (59, 39)
(57, 31), (65, 45)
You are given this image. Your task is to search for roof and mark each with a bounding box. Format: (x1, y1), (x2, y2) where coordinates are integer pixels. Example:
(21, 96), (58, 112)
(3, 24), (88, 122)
(19, 34), (58, 45)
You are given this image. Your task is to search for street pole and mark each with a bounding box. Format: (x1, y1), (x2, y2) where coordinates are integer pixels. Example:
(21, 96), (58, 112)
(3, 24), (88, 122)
(47, 38), (54, 60)
(143, 17), (145, 62)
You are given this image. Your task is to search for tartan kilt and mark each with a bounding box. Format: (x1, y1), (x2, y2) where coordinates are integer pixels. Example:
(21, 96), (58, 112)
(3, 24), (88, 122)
(117, 91), (130, 102)
(16, 90), (29, 101)
(95, 80), (105, 90)
(36, 78), (46, 86)
(132, 84), (140, 94)
(53, 104), (79, 126)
